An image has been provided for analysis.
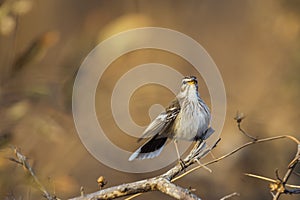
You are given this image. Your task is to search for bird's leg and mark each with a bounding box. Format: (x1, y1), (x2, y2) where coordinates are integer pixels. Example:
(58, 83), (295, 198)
(174, 140), (186, 169)
(174, 139), (180, 160)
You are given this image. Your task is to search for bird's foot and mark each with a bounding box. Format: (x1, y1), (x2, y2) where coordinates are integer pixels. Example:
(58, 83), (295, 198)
(179, 158), (187, 170)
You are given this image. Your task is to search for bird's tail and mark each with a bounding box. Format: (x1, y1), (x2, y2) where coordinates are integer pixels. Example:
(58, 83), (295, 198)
(128, 135), (168, 161)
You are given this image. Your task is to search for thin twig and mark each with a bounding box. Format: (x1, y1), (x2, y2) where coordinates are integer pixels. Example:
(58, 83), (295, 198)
(176, 135), (300, 183)
(245, 173), (300, 189)
(9, 120), (300, 200)
(272, 144), (300, 199)
(234, 111), (257, 141)
(220, 192), (239, 200)
(245, 173), (277, 184)
(111, 134), (299, 200)
(9, 146), (57, 200)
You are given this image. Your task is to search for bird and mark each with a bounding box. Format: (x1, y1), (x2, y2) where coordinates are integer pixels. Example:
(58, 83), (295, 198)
(129, 76), (214, 161)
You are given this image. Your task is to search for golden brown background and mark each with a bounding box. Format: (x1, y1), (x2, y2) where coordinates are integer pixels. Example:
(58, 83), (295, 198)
(0, 0), (299, 199)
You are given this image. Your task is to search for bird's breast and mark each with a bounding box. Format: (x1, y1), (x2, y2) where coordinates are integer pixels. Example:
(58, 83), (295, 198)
(173, 101), (209, 141)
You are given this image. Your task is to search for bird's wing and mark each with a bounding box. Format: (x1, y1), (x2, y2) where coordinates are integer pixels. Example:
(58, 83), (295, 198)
(137, 98), (180, 142)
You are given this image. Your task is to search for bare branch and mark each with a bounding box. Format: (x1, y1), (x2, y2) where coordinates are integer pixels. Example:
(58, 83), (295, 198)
(245, 173), (277, 184)
(156, 178), (200, 200)
(70, 141), (216, 200)
(70, 177), (200, 200)
(234, 111), (257, 141)
(9, 116), (300, 200)
(245, 173), (300, 189)
(233, 136), (300, 199)
(70, 130), (299, 200)
(9, 146), (57, 200)
(178, 135), (300, 181)
(272, 144), (300, 199)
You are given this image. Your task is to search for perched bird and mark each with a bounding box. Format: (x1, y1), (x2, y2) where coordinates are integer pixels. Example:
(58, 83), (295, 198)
(129, 76), (214, 161)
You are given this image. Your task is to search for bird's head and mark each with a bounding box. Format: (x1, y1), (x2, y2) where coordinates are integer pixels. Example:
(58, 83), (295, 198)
(182, 76), (198, 85)
(178, 76), (199, 99)
(181, 76), (198, 89)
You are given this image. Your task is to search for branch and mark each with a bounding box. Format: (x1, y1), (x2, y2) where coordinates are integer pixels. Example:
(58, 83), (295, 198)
(234, 111), (257, 141)
(71, 177), (200, 200)
(220, 192), (239, 200)
(10, 139), (214, 200)
(70, 120), (299, 200)
(156, 178), (200, 200)
(244, 144), (300, 199)
(245, 173), (300, 189)
(8, 146), (57, 200)
(235, 114), (300, 199)
(70, 141), (216, 200)
(177, 135), (299, 180)
(177, 114), (300, 181)
(9, 115), (300, 200)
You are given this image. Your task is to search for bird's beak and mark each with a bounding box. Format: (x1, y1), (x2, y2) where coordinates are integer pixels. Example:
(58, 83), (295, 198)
(187, 80), (196, 85)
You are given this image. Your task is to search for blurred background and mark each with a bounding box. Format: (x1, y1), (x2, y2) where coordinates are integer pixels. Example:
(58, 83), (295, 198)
(0, 0), (300, 199)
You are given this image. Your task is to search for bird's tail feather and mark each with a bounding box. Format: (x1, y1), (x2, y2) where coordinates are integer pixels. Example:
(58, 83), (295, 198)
(129, 136), (168, 161)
